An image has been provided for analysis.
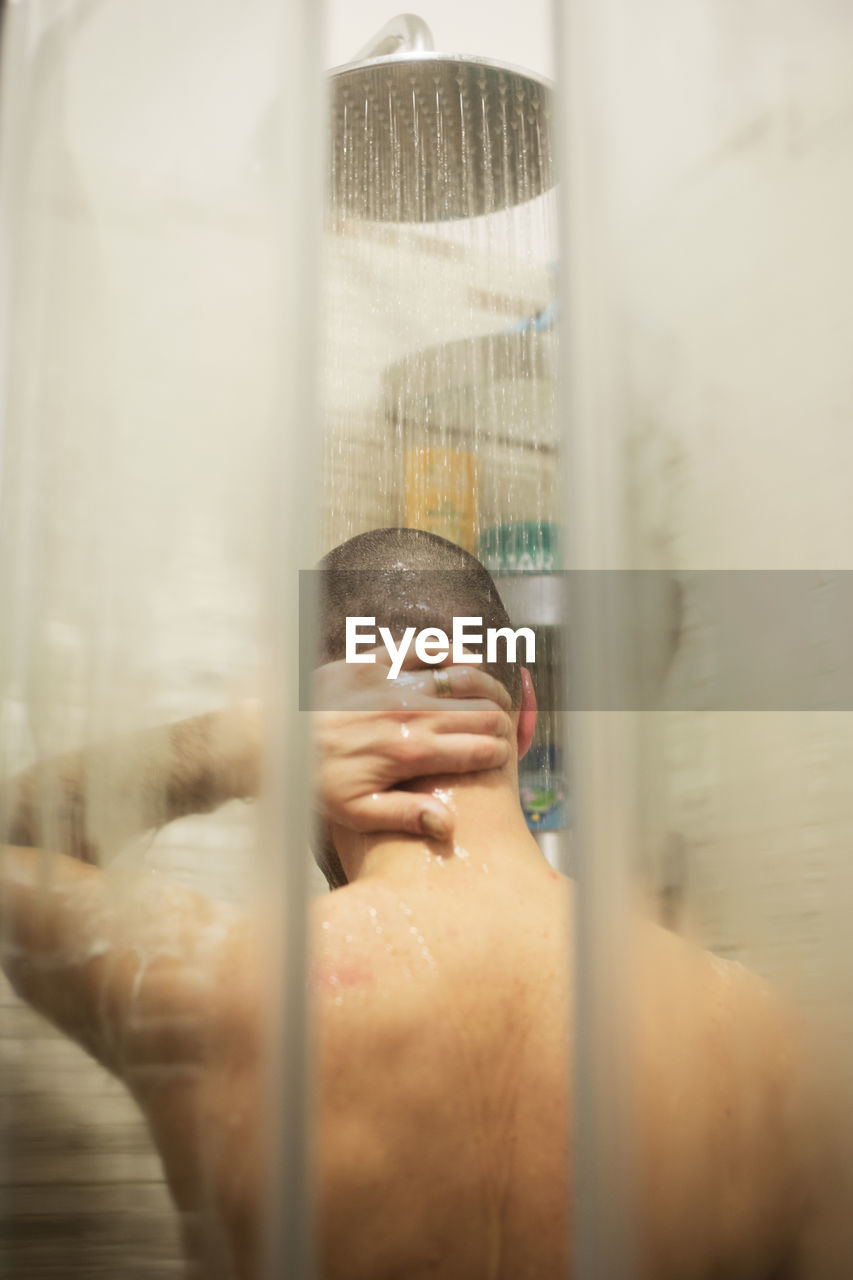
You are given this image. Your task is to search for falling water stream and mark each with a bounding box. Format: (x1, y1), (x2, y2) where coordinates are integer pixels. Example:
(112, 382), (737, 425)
(321, 53), (566, 857)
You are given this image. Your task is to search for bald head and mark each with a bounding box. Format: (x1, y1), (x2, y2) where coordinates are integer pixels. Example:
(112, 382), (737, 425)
(318, 527), (523, 708)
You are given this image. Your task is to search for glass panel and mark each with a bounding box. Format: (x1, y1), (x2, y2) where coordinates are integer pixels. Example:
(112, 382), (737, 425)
(555, 2), (853, 1277)
(0, 2), (319, 1276)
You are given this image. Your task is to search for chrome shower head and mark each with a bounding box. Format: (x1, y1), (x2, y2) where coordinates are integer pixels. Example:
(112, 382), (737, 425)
(329, 22), (554, 223)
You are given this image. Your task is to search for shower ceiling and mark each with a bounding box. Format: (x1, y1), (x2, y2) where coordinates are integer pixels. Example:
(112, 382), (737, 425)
(328, 52), (555, 222)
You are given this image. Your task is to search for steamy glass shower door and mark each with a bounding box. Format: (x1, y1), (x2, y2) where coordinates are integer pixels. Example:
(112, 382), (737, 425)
(0, 0), (322, 1274)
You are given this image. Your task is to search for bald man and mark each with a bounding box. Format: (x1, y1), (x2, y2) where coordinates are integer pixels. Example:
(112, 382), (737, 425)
(2, 527), (850, 1280)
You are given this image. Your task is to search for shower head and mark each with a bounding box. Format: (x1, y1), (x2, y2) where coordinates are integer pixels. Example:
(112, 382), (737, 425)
(328, 38), (555, 222)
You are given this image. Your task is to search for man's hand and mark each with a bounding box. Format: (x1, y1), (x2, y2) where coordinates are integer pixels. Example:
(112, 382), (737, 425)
(0, 708), (262, 865)
(313, 651), (514, 843)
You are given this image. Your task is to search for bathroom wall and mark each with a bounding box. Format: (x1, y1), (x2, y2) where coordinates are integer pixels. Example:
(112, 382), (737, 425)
(611, 2), (853, 1073)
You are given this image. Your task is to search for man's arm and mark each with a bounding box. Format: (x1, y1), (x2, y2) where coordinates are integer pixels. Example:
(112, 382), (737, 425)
(0, 662), (512, 863)
(0, 659), (512, 1064)
(0, 707), (260, 864)
(0, 843), (239, 1080)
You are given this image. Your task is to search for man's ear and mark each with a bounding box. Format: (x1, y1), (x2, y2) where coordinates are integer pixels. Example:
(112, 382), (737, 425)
(516, 668), (537, 761)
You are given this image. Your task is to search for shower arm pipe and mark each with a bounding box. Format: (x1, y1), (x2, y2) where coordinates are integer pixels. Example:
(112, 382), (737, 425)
(351, 13), (434, 61)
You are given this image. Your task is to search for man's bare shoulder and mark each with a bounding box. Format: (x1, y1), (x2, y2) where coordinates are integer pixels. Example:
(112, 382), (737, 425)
(635, 918), (806, 1159)
(633, 918), (839, 1276)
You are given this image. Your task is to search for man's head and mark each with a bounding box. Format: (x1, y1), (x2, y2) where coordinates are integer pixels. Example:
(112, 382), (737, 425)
(317, 527), (523, 709)
(313, 528), (536, 889)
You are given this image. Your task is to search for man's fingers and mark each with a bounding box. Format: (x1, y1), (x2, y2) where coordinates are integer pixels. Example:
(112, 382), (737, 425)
(425, 704), (513, 739)
(395, 664), (512, 711)
(345, 793), (454, 842)
(409, 732), (511, 776)
(314, 654), (513, 713)
(442, 667), (512, 710)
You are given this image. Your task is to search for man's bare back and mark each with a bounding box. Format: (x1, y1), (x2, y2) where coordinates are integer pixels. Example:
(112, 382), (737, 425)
(307, 800), (831, 1280)
(2, 732), (847, 1280)
(94, 801), (824, 1280)
(56, 734), (820, 1280)
(2, 512), (849, 1278)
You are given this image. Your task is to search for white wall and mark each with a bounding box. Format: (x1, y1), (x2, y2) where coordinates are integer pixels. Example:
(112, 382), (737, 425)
(605, 3), (853, 1065)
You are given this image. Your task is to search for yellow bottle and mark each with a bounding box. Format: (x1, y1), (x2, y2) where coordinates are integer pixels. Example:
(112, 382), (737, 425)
(403, 445), (478, 554)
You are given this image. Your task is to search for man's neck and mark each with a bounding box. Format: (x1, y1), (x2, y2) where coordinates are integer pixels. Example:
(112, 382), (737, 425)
(333, 770), (548, 887)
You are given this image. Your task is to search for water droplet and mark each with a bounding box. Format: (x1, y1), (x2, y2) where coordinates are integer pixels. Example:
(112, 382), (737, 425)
(431, 787), (456, 813)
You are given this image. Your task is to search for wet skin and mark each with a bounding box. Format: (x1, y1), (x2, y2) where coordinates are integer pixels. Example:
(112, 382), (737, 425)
(1, 675), (849, 1279)
(3, 771), (844, 1280)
